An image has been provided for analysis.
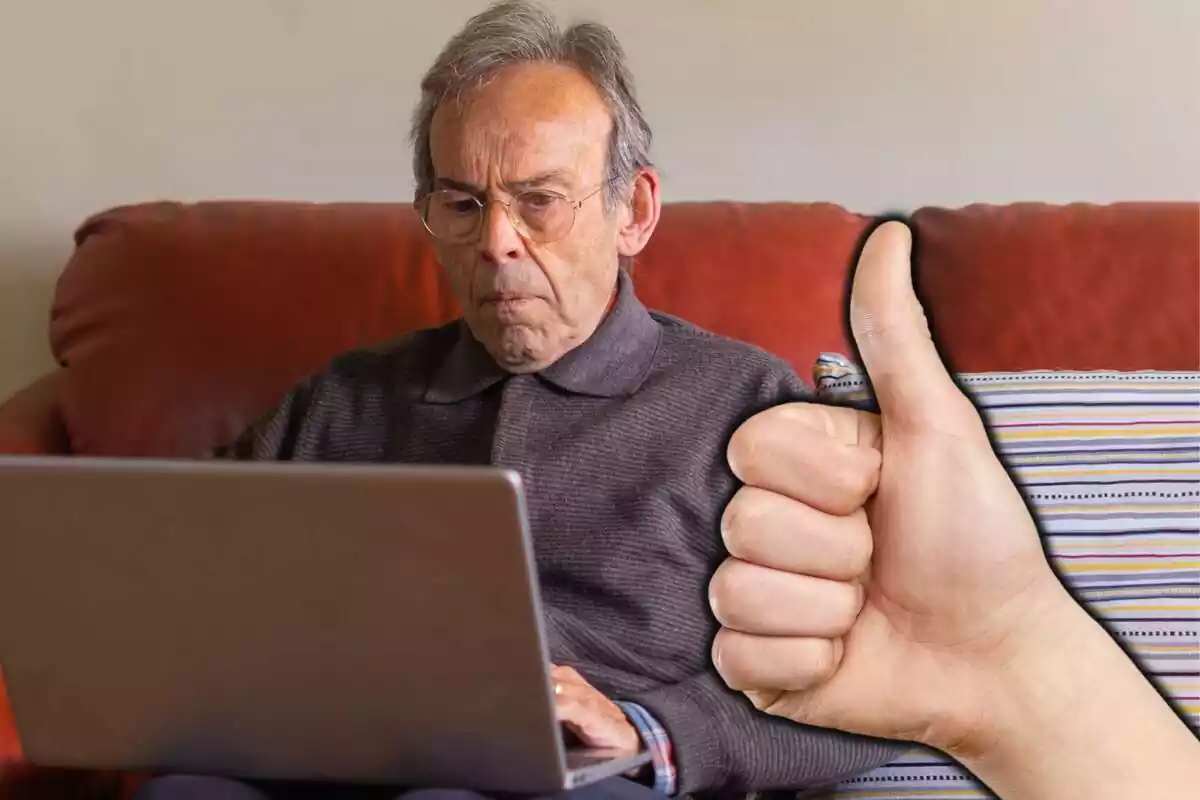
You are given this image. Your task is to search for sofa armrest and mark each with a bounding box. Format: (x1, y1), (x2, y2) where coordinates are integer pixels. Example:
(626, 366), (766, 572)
(0, 372), (70, 455)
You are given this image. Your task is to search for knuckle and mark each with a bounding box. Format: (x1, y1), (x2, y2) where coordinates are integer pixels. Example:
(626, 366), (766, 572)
(708, 559), (751, 628)
(728, 478), (777, 533)
(772, 639), (840, 693)
(842, 509), (875, 574)
(851, 459), (878, 502)
(711, 628), (748, 689)
(728, 407), (792, 485)
(832, 460), (873, 511)
(829, 583), (863, 634)
(814, 639), (842, 682)
(719, 489), (755, 558)
(711, 629), (727, 674)
(726, 421), (760, 483)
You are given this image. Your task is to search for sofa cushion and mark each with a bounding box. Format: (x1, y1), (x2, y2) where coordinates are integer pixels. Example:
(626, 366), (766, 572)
(633, 201), (868, 373)
(812, 356), (1200, 799)
(908, 202), (1200, 372)
(49, 201), (460, 458)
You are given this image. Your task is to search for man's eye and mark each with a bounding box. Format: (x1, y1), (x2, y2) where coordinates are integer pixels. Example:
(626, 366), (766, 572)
(446, 200), (478, 215)
(522, 193), (558, 210)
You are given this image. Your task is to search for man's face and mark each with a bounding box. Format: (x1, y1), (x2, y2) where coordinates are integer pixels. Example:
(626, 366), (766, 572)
(427, 63), (626, 373)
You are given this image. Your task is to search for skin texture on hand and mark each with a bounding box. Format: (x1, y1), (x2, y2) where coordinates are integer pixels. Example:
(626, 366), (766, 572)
(551, 664), (641, 755)
(710, 221), (1200, 799)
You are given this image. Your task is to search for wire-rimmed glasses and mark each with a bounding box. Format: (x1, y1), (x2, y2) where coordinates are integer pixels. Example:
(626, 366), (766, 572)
(415, 182), (608, 244)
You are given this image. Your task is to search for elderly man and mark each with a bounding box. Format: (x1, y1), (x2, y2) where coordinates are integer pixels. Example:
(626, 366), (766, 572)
(137, 2), (904, 799)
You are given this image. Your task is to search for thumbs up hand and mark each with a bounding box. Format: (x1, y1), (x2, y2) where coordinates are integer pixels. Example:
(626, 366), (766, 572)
(710, 221), (1200, 798)
(709, 221), (1070, 756)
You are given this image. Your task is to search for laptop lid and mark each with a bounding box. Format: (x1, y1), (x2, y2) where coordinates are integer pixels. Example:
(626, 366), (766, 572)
(0, 456), (581, 793)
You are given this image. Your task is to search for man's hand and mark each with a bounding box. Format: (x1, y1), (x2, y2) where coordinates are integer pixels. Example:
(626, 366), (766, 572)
(708, 221), (1071, 757)
(551, 664), (641, 754)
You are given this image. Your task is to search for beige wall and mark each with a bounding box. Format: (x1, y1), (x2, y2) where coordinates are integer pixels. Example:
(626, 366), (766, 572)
(1, 0), (1197, 398)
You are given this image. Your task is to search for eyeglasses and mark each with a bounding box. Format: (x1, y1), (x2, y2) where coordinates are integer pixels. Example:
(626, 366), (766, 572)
(415, 181), (609, 245)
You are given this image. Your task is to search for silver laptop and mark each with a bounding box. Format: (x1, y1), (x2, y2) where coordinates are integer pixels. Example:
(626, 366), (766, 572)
(0, 456), (650, 793)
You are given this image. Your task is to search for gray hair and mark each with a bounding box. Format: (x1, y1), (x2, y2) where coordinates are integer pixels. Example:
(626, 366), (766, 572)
(409, 0), (653, 212)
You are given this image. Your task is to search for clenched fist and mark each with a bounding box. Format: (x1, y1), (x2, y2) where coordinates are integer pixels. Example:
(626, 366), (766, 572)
(707, 222), (1200, 800)
(709, 221), (1066, 755)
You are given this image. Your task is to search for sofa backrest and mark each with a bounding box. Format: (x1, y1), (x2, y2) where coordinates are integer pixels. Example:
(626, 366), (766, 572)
(45, 200), (1199, 457)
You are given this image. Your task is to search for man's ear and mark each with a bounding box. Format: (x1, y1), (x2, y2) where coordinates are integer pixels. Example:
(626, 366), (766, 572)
(617, 168), (661, 259)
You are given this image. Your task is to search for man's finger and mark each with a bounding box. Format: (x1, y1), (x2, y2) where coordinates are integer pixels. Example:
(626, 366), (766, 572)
(727, 404), (881, 515)
(554, 682), (596, 719)
(709, 558), (863, 637)
(848, 221), (980, 433)
(555, 690), (592, 734)
(550, 664), (588, 687)
(722, 487), (873, 581)
(712, 628), (843, 693)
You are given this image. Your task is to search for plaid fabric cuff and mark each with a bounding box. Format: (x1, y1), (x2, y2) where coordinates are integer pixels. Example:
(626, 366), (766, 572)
(616, 700), (677, 795)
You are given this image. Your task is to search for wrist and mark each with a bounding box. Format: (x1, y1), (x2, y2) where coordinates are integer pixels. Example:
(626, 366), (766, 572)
(951, 590), (1200, 798)
(896, 579), (1079, 760)
(941, 584), (1085, 762)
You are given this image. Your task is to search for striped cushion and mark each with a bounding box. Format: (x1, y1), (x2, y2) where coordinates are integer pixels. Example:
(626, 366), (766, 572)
(809, 354), (1199, 800)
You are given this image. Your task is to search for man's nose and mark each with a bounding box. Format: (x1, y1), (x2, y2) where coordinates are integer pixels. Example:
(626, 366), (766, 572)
(477, 202), (525, 264)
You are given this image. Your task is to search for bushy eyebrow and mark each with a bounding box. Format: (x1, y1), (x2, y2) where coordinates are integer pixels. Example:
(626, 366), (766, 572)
(433, 169), (575, 196)
(508, 170), (575, 192)
(432, 177), (480, 194)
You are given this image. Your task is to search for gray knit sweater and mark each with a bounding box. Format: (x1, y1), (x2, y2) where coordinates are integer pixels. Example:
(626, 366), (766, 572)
(217, 269), (904, 795)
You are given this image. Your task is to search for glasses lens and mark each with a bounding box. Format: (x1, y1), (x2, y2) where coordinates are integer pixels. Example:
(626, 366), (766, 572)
(515, 191), (573, 242)
(422, 190), (481, 242)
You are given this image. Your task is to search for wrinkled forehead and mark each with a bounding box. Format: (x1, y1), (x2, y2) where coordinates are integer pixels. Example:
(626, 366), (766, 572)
(429, 63), (613, 190)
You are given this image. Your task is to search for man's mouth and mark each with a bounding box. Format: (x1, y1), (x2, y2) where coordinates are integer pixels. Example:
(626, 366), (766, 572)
(480, 293), (539, 320)
(481, 292), (537, 307)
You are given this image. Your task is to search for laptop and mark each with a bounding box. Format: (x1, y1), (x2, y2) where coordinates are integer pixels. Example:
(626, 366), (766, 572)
(0, 456), (650, 793)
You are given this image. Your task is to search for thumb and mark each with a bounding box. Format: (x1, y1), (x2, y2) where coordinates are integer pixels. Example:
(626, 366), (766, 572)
(848, 221), (976, 432)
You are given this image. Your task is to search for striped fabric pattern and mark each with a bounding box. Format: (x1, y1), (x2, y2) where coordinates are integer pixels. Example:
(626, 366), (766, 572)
(809, 354), (1199, 800)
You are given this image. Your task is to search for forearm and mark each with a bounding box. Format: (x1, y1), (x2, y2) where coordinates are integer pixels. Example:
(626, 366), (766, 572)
(629, 671), (905, 794)
(957, 596), (1200, 800)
